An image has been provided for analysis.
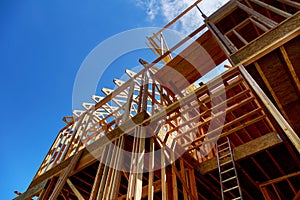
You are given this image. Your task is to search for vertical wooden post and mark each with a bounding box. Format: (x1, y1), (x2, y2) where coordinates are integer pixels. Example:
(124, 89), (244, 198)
(189, 168), (198, 199)
(89, 146), (107, 200)
(48, 151), (83, 200)
(97, 144), (114, 199)
(206, 21), (237, 54)
(110, 136), (124, 199)
(161, 148), (168, 200)
(126, 129), (138, 200)
(171, 152), (178, 200)
(148, 137), (155, 200)
(179, 159), (188, 200)
(134, 127), (146, 200)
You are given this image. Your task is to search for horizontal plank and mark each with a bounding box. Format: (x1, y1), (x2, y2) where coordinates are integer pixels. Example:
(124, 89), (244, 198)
(230, 11), (300, 66)
(199, 132), (282, 174)
(14, 179), (49, 200)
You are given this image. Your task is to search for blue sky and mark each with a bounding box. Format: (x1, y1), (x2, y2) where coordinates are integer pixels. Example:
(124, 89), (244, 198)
(0, 0), (228, 199)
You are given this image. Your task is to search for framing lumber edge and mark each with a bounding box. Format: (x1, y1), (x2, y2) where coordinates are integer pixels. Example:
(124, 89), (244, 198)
(14, 179), (49, 200)
(239, 65), (300, 154)
(199, 132), (282, 174)
(230, 11), (300, 66)
(28, 111), (149, 190)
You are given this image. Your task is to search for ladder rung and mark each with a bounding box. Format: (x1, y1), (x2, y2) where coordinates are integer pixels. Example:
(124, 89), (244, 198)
(224, 185), (239, 193)
(218, 141), (228, 147)
(220, 160), (232, 166)
(221, 167), (234, 174)
(218, 147), (229, 153)
(232, 197), (242, 200)
(222, 176), (236, 183)
(220, 153), (231, 159)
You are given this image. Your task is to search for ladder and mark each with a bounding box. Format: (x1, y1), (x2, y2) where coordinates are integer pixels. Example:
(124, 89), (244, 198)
(216, 137), (243, 200)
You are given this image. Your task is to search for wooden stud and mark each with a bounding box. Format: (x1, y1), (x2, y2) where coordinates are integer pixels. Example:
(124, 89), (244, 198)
(232, 29), (248, 45)
(265, 150), (297, 194)
(161, 148), (168, 200)
(66, 179), (84, 200)
(276, 0), (300, 9)
(293, 190), (300, 200)
(48, 151), (83, 200)
(225, 17), (251, 35)
(259, 171), (300, 186)
(188, 168), (198, 199)
(110, 136), (124, 199)
(250, 17), (269, 32)
(231, 12), (300, 66)
(199, 132), (282, 174)
(153, 0), (203, 36)
(171, 152), (178, 200)
(207, 21), (237, 53)
(97, 144), (113, 199)
(235, 1), (277, 28)
(249, 0), (292, 18)
(14, 179), (49, 200)
(104, 139), (120, 199)
(239, 65), (300, 154)
(134, 127), (146, 200)
(179, 159), (188, 200)
(260, 185), (272, 200)
(280, 46), (300, 93)
(148, 138), (155, 200)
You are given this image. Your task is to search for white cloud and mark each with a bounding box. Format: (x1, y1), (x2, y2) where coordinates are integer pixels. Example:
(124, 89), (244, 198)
(134, 0), (230, 34)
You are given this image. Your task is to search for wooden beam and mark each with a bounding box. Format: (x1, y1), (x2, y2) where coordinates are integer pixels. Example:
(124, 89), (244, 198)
(233, 29), (248, 45)
(66, 179), (84, 200)
(87, 111), (149, 154)
(259, 171), (300, 186)
(134, 127), (146, 199)
(249, 0), (292, 18)
(118, 180), (162, 200)
(30, 112), (148, 193)
(48, 151), (83, 200)
(171, 152), (178, 200)
(161, 149), (167, 200)
(254, 61), (291, 122)
(225, 17), (251, 35)
(250, 18), (269, 32)
(293, 190), (300, 200)
(97, 145), (113, 199)
(280, 46), (300, 93)
(13, 179), (49, 200)
(188, 108), (264, 149)
(103, 139), (119, 199)
(239, 65), (300, 154)
(177, 159), (197, 200)
(148, 138), (155, 200)
(231, 11), (300, 66)
(236, 1), (277, 28)
(199, 132), (282, 174)
(276, 0), (300, 10)
(207, 0), (237, 23)
(207, 21), (237, 53)
(109, 137), (124, 199)
(89, 162), (104, 200)
(153, 0), (203, 36)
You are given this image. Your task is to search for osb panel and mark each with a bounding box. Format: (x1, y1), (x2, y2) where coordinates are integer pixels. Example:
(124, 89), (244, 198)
(257, 50), (299, 106)
(284, 35), (300, 82)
